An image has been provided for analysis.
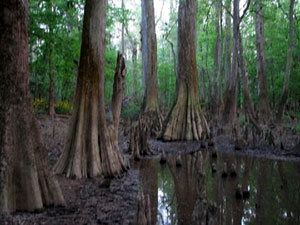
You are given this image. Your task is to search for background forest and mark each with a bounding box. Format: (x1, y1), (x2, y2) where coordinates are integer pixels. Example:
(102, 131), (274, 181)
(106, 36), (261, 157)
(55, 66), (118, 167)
(29, 0), (300, 122)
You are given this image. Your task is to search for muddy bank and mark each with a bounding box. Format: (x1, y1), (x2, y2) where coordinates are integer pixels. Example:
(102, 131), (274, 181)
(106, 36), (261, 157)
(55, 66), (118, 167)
(0, 116), (140, 225)
(1, 115), (299, 224)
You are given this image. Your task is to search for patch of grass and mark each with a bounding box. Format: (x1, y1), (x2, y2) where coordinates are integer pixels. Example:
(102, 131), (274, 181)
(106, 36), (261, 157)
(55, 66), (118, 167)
(32, 98), (48, 113)
(55, 101), (72, 115)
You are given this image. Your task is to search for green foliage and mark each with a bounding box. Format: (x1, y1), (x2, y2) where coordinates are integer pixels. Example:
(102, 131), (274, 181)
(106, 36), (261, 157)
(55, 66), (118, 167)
(32, 98), (72, 115)
(289, 111), (300, 120)
(27, 0), (300, 120)
(55, 101), (72, 115)
(121, 103), (141, 120)
(296, 124), (300, 133)
(32, 98), (48, 114)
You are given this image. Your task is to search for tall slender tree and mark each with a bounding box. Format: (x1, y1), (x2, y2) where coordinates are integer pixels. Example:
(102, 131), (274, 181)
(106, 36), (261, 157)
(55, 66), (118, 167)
(161, 0), (209, 141)
(47, 0), (56, 119)
(140, 0), (163, 136)
(277, 0), (296, 122)
(212, 0), (222, 116)
(254, 0), (272, 122)
(54, 0), (127, 179)
(0, 0), (65, 213)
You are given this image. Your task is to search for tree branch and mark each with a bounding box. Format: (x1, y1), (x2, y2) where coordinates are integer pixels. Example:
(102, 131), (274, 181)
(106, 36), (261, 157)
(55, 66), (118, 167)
(240, 0), (251, 22)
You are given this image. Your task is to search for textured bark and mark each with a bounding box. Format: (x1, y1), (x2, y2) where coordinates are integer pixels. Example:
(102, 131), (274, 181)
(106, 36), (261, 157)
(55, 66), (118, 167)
(277, 0), (295, 122)
(222, 0), (239, 126)
(162, 0), (209, 141)
(121, 0), (125, 54)
(47, 0), (56, 119)
(141, 0), (163, 135)
(54, 0), (127, 179)
(211, 0), (222, 115)
(0, 0), (65, 213)
(129, 118), (154, 160)
(254, 0), (272, 122)
(48, 62), (55, 119)
(224, 0), (232, 89)
(111, 52), (126, 139)
(132, 40), (139, 103)
(238, 32), (260, 129)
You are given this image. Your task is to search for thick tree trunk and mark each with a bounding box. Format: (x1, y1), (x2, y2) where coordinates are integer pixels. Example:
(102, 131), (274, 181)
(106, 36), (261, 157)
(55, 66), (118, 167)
(277, 0), (295, 122)
(161, 0), (209, 141)
(254, 0), (272, 123)
(141, 0), (163, 136)
(54, 0), (127, 179)
(238, 32), (260, 129)
(0, 0), (65, 213)
(222, 0), (239, 126)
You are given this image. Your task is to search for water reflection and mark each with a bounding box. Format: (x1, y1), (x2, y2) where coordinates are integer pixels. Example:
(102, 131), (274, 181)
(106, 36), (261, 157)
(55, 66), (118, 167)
(133, 150), (300, 225)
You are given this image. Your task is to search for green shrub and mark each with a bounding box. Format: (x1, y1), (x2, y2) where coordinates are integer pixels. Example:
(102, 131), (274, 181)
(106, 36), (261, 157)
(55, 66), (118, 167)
(55, 101), (72, 115)
(121, 104), (140, 120)
(32, 98), (48, 113)
(289, 111), (300, 120)
(296, 124), (300, 133)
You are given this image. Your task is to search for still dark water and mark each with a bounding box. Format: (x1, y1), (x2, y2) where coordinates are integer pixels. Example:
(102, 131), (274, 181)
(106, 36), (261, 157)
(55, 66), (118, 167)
(133, 150), (300, 225)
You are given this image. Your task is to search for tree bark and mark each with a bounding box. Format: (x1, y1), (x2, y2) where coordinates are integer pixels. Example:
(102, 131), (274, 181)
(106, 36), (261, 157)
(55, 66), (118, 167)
(224, 0), (232, 91)
(141, 0), (163, 136)
(111, 52), (126, 139)
(47, 0), (56, 119)
(222, 0), (239, 126)
(0, 0), (65, 213)
(121, 0), (125, 55)
(212, 0), (222, 116)
(161, 0), (209, 141)
(277, 0), (295, 122)
(238, 32), (260, 129)
(254, 0), (272, 123)
(54, 0), (127, 179)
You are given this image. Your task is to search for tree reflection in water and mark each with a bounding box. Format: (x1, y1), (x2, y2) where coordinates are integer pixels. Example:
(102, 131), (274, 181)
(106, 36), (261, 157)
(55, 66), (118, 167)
(135, 150), (300, 225)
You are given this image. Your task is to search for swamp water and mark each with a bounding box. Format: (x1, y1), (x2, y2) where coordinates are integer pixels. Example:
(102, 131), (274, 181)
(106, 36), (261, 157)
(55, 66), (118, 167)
(133, 150), (300, 225)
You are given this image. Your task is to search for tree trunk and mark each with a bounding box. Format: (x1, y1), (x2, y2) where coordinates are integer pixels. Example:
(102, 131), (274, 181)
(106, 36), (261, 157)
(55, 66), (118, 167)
(222, 0), (239, 126)
(132, 40), (139, 103)
(121, 0), (125, 55)
(254, 0), (272, 123)
(212, 0), (222, 116)
(218, 4), (224, 109)
(47, 0), (56, 119)
(277, 0), (295, 122)
(224, 0), (232, 91)
(238, 32), (260, 129)
(111, 52), (126, 139)
(161, 0), (209, 141)
(54, 0), (127, 179)
(0, 0), (65, 213)
(141, 0), (163, 136)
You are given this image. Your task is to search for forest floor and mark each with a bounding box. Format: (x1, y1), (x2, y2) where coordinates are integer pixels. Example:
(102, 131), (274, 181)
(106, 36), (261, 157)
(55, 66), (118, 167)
(1, 114), (300, 224)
